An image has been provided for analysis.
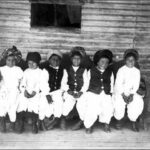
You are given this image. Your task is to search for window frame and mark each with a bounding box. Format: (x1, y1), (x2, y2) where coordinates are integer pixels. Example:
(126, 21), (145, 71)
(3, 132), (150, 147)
(29, 0), (84, 33)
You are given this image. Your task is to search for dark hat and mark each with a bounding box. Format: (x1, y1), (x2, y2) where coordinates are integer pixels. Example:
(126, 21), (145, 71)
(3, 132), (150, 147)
(26, 52), (41, 64)
(124, 49), (139, 60)
(71, 46), (86, 57)
(70, 50), (83, 58)
(93, 49), (113, 65)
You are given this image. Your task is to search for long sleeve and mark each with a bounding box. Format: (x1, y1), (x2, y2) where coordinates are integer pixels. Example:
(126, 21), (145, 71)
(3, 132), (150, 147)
(110, 73), (114, 94)
(86, 70), (91, 90)
(130, 69), (141, 94)
(80, 69), (89, 93)
(40, 69), (50, 95)
(19, 71), (27, 93)
(114, 68), (124, 95)
(61, 69), (69, 92)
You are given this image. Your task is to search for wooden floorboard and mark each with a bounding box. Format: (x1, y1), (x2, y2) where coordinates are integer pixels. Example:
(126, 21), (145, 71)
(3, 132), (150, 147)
(0, 124), (150, 149)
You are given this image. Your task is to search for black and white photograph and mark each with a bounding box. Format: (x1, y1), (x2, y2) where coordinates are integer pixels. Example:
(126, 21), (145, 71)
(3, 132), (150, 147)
(0, 0), (150, 149)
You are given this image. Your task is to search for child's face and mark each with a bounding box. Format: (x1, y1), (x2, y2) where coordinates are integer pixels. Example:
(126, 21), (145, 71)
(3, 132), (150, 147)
(6, 56), (16, 67)
(49, 55), (61, 68)
(125, 56), (135, 68)
(28, 60), (38, 69)
(71, 55), (81, 67)
(97, 57), (109, 70)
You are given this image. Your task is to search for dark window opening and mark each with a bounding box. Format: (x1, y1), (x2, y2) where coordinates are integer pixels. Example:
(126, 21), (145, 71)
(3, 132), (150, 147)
(31, 3), (82, 28)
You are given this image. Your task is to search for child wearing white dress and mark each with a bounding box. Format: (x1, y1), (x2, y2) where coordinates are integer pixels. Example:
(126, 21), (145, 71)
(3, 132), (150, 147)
(114, 49), (144, 132)
(0, 52), (23, 132)
(17, 52), (49, 134)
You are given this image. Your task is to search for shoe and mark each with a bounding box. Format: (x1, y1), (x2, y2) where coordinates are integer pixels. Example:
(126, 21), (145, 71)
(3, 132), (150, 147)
(60, 117), (66, 130)
(32, 123), (38, 134)
(132, 122), (139, 132)
(116, 120), (122, 130)
(47, 118), (59, 130)
(104, 124), (111, 133)
(1, 117), (6, 133)
(39, 120), (47, 131)
(85, 128), (92, 134)
(72, 120), (83, 131)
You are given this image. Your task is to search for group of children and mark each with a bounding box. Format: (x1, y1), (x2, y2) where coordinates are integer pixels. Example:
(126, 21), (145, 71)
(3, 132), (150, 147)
(0, 46), (144, 134)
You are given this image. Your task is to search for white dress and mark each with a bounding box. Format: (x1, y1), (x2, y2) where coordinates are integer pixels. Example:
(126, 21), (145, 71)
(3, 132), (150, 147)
(114, 65), (144, 122)
(0, 66), (23, 122)
(17, 68), (49, 114)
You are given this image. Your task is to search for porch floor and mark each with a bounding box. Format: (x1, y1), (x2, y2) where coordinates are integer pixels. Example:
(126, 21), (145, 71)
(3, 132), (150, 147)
(0, 120), (150, 149)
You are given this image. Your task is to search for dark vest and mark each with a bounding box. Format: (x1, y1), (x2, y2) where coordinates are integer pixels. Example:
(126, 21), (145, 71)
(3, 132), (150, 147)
(88, 67), (112, 95)
(66, 66), (85, 92)
(44, 65), (63, 92)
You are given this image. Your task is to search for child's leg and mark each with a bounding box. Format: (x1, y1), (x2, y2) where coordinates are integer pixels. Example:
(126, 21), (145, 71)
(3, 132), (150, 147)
(99, 92), (114, 132)
(61, 92), (76, 130)
(83, 92), (100, 131)
(114, 94), (126, 123)
(17, 111), (26, 133)
(127, 94), (144, 131)
(1, 117), (6, 133)
(0, 100), (7, 132)
(38, 95), (51, 131)
(62, 92), (76, 117)
(47, 90), (63, 130)
(7, 91), (19, 131)
(32, 112), (39, 134)
(52, 90), (63, 119)
(72, 94), (87, 130)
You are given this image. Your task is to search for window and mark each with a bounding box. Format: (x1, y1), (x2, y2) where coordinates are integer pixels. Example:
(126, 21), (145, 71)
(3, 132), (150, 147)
(31, 2), (82, 28)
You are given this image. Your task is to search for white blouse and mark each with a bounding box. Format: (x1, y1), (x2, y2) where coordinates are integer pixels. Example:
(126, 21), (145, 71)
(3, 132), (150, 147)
(0, 66), (23, 90)
(114, 65), (141, 96)
(20, 68), (50, 95)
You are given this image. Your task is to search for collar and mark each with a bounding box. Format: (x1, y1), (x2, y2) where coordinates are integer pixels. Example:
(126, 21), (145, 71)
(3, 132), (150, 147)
(72, 66), (79, 72)
(49, 65), (59, 70)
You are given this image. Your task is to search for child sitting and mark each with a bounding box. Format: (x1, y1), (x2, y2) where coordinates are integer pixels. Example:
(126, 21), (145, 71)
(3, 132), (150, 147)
(39, 50), (64, 130)
(17, 52), (49, 134)
(0, 50), (23, 132)
(83, 49), (114, 134)
(114, 49), (144, 132)
(60, 50), (88, 130)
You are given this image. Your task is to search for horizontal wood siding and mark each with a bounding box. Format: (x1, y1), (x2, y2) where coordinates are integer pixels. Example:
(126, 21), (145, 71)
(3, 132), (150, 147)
(0, 0), (150, 75)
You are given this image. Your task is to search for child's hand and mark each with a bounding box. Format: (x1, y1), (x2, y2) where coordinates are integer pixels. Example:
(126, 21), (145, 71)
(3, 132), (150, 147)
(29, 91), (36, 98)
(122, 93), (129, 104)
(67, 90), (74, 96)
(46, 95), (53, 104)
(24, 90), (31, 98)
(74, 92), (83, 99)
(128, 94), (134, 103)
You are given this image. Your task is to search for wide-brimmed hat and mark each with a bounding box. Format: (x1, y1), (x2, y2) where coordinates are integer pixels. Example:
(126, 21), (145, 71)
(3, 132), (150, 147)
(94, 49), (113, 65)
(47, 50), (62, 60)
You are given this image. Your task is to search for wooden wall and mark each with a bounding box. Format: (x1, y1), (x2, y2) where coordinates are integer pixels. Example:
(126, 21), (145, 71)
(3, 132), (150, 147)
(0, 0), (150, 75)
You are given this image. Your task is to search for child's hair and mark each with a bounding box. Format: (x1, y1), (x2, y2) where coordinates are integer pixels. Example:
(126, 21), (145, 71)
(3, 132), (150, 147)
(71, 46), (86, 57)
(70, 50), (83, 58)
(6, 53), (15, 59)
(124, 49), (139, 61)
